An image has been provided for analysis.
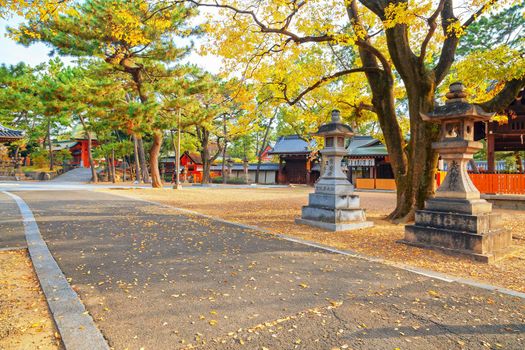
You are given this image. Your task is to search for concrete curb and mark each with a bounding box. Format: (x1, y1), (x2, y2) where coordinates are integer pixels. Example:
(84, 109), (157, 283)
(106, 190), (525, 300)
(3, 191), (110, 350)
(0, 246), (26, 252)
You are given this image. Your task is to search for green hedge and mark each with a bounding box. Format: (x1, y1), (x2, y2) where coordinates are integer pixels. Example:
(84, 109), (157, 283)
(211, 176), (247, 184)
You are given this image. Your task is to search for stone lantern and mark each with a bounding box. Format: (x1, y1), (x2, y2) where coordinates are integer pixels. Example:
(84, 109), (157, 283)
(296, 110), (373, 231)
(402, 82), (513, 262)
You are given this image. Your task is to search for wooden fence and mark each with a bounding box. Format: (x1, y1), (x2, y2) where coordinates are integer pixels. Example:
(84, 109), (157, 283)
(437, 171), (525, 195)
(469, 173), (525, 195)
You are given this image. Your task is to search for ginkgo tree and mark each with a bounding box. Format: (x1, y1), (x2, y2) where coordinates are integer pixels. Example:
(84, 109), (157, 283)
(14, 0), (199, 187)
(189, 0), (525, 221)
(0, 0), (69, 20)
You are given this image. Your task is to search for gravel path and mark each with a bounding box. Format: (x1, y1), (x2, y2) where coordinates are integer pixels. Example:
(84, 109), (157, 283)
(16, 190), (525, 350)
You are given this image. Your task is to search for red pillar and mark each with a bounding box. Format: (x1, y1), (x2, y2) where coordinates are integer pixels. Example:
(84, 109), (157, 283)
(82, 140), (90, 168)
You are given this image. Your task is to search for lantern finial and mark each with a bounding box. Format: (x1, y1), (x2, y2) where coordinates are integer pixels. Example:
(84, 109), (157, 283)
(331, 109), (341, 122)
(445, 82), (467, 103)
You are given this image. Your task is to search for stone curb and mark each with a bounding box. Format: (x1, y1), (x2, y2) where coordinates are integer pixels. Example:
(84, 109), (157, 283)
(3, 191), (110, 350)
(105, 190), (525, 300)
(0, 246), (26, 252)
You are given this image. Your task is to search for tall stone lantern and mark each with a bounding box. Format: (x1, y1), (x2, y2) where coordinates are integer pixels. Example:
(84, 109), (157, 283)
(402, 82), (513, 262)
(296, 110), (373, 231)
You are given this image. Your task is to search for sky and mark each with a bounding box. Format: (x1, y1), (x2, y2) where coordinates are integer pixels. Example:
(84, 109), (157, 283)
(0, 16), (222, 73)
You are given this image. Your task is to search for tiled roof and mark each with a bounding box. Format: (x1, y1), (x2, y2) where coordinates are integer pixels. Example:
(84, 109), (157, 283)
(347, 136), (388, 157)
(268, 135), (316, 155)
(0, 124), (24, 141)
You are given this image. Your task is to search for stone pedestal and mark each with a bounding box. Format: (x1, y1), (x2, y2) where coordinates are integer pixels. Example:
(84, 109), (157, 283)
(402, 143), (513, 262)
(296, 111), (373, 231)
(401, 83), (513, 263)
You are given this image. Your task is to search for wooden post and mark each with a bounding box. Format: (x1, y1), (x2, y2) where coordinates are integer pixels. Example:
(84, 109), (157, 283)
(278, 157), (284, 184)
(305, 157), (311, 185)
(373, 160), (377, 190)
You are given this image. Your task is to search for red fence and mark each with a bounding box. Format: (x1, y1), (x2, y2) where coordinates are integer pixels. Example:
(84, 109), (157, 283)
(436, 171), (525, 194)
(469, 173), (525, 195)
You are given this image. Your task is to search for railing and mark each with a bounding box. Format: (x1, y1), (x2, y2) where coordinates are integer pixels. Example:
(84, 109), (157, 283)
(469, 173), (525, 195)
(355, 178), (396, 190)
(357, 173), (525, 194)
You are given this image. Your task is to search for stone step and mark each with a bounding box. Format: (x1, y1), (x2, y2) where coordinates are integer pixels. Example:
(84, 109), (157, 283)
(301, 206), (366, 224)
(307, 193), (361, 210)
(404, 224), (512, 258)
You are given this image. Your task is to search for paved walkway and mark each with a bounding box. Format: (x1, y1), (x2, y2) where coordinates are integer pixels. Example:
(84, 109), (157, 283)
(7, 190), (525, 349)
(51, 167), (93, 183)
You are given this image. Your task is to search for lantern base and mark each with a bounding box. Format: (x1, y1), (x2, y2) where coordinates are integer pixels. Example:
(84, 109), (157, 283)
(402, 208), (513, 263)
(297, 199), (373, 232)
(295, 217), (373, 232)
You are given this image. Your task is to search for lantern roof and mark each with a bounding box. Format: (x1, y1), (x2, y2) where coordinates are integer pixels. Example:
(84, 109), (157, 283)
(315, 110), (354, 136)
(420, 82), (494, 122)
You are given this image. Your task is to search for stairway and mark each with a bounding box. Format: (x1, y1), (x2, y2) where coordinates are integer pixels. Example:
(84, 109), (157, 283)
(51, 167), (93, 183)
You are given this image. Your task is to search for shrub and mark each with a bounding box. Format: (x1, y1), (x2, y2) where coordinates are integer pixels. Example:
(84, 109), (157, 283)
(30, 149), (49, 168)
(211, 176), (247, 184)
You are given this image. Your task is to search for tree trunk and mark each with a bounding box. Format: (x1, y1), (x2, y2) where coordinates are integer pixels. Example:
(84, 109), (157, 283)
(469, 159), (480, 174)
(201, 133), (211, 184)
(137, 136), (150, 183)
(221, 141), (227, 184)
(111, 149), (116, 183)
(515, 151), (523, 173)
(47, 118), (54, 171)
(392, 80), (439, 222)
(256, 111), (276, 183)
(197, 126), (221, 185)
(105, 154), (111, 182)
(149, 130), (163, 188)
(133, 134), (142, 183)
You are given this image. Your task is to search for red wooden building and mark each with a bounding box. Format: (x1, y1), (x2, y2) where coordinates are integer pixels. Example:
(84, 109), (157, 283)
(475, 89), (525, 172)
(268, 135), (320, 185)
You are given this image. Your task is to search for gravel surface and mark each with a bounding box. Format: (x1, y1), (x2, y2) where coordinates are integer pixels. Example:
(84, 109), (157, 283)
(0, 250), (62, 350)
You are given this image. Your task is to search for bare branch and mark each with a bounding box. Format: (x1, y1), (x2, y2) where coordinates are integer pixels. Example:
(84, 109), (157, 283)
(280, 67), (381, 105)
(419, 0), (447, 67)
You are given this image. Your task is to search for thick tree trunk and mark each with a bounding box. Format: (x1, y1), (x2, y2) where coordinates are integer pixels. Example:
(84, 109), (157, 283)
(150, 131), (163, 188)
(137, 136), (150, 183)
(391, 80), (439, 222)
(201, 147), (211, 184)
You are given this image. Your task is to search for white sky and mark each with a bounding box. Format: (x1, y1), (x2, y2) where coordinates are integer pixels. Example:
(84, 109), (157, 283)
(0, 16), (222, 73)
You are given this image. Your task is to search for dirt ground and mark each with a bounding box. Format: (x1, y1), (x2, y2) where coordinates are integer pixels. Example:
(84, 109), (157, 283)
(102, 186), (525, 294)
(0, 250), (62, 350)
